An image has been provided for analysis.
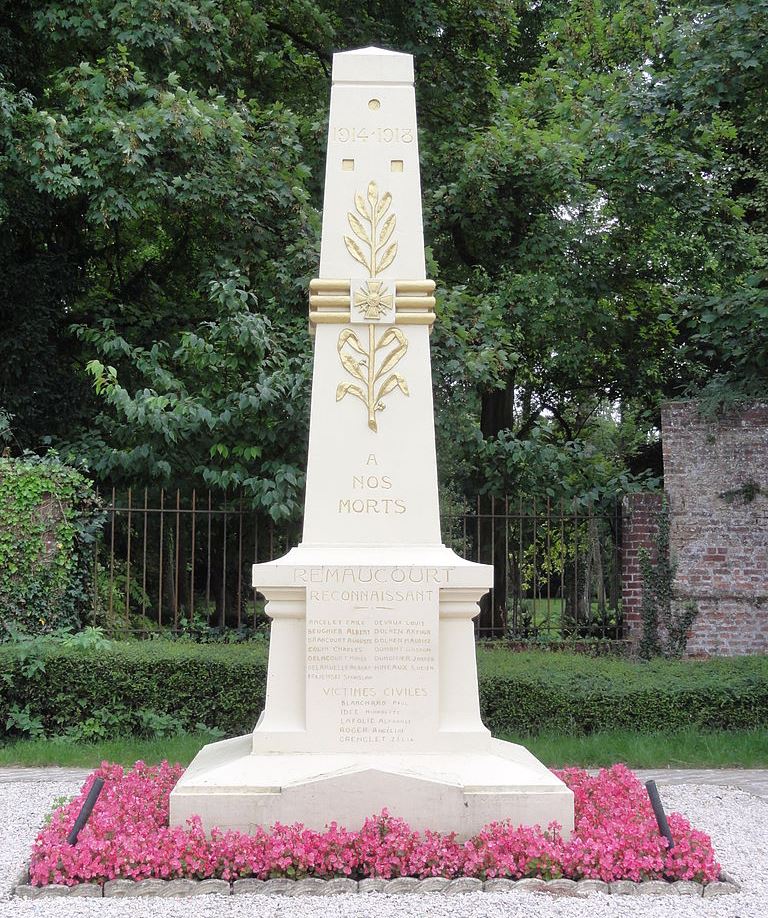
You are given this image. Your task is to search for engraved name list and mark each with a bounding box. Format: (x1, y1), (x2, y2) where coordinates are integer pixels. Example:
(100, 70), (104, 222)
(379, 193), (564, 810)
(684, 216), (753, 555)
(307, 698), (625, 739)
(304, 565), (440, 748)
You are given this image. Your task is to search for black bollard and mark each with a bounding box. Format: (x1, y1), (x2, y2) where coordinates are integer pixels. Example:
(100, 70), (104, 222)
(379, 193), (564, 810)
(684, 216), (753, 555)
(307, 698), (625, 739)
(67, 778), (105, 845)
(645, 779), (675, 850)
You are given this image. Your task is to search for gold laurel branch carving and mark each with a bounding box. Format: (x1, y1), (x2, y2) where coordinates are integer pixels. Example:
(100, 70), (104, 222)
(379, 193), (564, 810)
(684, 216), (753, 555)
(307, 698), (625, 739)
(335, 382), (366, 404)
(343, 235), (369, 271)
(374, 327), (407, 380)
(347, 212), (370, 244)
(377, 243), (398, 273)
(376, 373), (409, 404)
(344, 181), (398, 277)
(336, 324), (409, 432)
(377, 213), (396, 248)
(375, 191), (392, 222)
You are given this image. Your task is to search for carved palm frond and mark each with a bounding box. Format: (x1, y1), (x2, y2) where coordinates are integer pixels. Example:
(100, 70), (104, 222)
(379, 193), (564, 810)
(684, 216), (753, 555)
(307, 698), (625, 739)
(336, 325), (409, 432)
(343, 181), (398, 277)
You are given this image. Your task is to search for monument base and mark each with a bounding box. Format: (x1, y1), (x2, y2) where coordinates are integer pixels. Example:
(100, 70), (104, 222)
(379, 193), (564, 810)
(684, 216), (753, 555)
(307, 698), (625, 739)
(169, 734), (574, 839)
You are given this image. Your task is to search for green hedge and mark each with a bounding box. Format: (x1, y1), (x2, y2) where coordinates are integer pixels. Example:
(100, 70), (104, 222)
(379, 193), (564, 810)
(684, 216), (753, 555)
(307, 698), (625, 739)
(0, 642), (268, 739)
(477, 649), (768, 734)
(2, 642), (768, 740)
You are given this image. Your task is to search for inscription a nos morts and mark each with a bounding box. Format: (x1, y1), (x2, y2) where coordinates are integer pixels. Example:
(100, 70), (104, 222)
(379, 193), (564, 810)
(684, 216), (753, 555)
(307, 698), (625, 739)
(338, 497), (406, 514)
(304, 568), (439, 750)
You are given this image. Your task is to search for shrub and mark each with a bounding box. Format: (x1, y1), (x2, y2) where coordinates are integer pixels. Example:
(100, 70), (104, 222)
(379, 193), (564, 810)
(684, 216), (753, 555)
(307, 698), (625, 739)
(0, 641), (267, 739)
(0, 453), (104, 635)
(1, 642), (767, 740)
(477, 649), (768, 734)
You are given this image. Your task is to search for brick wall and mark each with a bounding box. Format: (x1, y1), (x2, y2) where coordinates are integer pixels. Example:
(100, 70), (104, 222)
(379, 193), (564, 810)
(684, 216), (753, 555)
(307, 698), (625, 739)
(661, 400), (768, 656)
(620, 402), (768, 656)
(621, 492), (664, 646)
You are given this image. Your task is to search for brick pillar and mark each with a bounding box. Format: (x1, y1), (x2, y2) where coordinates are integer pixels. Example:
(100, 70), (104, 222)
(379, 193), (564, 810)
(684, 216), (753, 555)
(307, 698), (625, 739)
(622, 492), (663, 646)
(661, 400), (768, 656)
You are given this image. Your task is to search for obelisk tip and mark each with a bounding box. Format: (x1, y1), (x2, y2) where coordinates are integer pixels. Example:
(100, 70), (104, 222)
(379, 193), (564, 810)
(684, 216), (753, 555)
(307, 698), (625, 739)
(332, 47), (414, 85)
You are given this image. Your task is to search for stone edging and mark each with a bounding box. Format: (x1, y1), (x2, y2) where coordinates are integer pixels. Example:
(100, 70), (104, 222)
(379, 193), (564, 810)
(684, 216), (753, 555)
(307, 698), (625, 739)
(12, 867), (741, 899)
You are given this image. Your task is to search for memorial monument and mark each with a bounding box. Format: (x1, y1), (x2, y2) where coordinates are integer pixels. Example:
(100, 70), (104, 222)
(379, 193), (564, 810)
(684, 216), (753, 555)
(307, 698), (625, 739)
(170, 47), (574, 838)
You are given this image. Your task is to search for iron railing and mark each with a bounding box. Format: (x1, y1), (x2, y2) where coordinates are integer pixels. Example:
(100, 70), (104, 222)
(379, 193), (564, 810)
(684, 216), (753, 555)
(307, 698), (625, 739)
(91, 490), (622, 640)
(444, 497), (623, 640)
(92, 488), (299, 635)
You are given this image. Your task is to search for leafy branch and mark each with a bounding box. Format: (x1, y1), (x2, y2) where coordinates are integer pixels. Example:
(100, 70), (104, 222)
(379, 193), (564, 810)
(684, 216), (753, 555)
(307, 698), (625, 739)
(336, 326), (409, 431)
(344, 181), (398, 277)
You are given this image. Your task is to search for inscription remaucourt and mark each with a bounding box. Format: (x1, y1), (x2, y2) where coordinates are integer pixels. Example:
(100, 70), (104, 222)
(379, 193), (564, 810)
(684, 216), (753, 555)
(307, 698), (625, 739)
(295, 567), (452, 584)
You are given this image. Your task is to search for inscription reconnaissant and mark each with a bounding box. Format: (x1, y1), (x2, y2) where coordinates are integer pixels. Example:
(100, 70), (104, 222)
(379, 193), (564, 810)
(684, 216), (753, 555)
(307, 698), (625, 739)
(305, 565), (439, 746)
(309, 589), (434, 602)
(303, 494), (440, 746)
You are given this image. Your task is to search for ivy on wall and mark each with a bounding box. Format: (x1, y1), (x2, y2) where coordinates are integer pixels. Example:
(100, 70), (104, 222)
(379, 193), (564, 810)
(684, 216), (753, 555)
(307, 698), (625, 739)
(638, 497), (699, 659)
(0, 454), (104, 635)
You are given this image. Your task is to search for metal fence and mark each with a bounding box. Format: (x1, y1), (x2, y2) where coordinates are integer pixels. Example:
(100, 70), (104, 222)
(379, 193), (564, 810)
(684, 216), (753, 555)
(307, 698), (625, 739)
(91, 488), (300, 636)
(91, 490), (623, 640)
(445, 497), (623, 640)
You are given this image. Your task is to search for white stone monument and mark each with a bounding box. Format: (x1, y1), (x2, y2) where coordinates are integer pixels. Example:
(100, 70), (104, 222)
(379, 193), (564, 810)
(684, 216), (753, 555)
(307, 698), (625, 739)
(170, 47), (574, 838)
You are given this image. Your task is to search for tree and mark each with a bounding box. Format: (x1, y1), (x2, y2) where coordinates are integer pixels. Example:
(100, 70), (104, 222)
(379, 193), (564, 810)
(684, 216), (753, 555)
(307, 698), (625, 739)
(0, 0), (522, 514)
(76, 269), (310, 520)
(1, 0), (766, 551)
(426, 1), (766, 481)
(426, 0), (768, 631)
(1, 1), (320, 517)
(659, 1), (768, 408)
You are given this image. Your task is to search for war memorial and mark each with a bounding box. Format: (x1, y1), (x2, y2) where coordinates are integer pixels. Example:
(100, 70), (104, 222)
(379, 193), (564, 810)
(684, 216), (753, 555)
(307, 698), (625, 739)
(170, 46), (573, 838)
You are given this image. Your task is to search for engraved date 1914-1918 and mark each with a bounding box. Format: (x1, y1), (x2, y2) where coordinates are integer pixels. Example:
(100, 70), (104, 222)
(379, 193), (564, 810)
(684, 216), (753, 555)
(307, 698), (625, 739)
(333, 127), (413, 144)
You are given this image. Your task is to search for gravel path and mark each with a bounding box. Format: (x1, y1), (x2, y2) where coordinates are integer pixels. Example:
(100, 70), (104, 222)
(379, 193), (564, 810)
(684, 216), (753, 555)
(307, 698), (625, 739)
(0, 775), (762, 917)
(5, 766), (768, 796)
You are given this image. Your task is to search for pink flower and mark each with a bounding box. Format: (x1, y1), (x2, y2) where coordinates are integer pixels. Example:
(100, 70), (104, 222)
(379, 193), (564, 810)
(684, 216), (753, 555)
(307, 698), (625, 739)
(27, 761), (721, 887)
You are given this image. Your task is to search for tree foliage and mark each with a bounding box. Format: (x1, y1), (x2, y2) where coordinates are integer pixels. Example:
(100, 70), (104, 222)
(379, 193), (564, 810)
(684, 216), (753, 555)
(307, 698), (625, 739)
(430, 0), (767, 496)
(1, 0), (766, 514)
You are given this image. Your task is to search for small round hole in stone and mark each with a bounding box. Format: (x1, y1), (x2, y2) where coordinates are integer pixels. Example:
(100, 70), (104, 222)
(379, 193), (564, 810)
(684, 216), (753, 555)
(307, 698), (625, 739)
(368, 99), (381, 111)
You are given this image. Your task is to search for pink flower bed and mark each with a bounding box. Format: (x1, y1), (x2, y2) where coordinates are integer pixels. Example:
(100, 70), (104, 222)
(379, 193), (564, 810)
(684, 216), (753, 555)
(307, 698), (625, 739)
(29, 761), (720, 886)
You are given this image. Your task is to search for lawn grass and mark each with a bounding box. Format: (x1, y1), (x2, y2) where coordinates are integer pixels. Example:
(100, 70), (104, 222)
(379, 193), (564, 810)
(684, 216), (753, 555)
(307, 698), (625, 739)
(501, 726), (768, 769)
(1, 727), (766, 771)
(0, 733), (211, 769)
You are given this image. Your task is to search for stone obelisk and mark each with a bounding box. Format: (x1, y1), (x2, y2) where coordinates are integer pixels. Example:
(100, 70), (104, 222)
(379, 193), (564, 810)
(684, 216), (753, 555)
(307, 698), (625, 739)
(170, 47), (573, 837)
